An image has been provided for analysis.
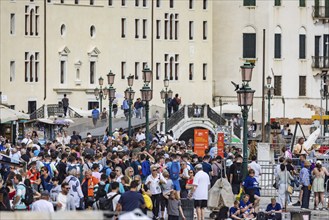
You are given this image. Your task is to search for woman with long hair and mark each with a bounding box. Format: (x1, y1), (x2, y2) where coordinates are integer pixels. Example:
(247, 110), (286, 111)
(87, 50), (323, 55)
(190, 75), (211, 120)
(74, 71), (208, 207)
(312, 161), (329, 210)
(276, 164), (294, 208)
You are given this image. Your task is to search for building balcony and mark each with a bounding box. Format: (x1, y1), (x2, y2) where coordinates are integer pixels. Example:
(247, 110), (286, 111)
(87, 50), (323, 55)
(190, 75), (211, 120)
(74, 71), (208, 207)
(312, 6), (329, 22)
(312, 56), (329, 69)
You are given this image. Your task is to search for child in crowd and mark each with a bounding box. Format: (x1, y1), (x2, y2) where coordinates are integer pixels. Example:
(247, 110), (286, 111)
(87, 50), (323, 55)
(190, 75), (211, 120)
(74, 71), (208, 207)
(166, 190), (186, 220)
(229, 200), (243, 220)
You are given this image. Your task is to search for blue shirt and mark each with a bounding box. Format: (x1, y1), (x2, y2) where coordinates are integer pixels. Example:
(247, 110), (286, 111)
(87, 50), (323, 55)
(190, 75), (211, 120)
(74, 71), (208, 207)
(122, 99), (129, 110)
(209, 147), (216, 159)
(239, 199), (251, 210)
(266, 203), (281, 212)
(229, 207), (239, 217)
(92, 109), (100, 119)
(299, 167), (310, 186)
(242, 176), (260, 190)
(202, 162), (212, 175)
(118, 191), (144, 212)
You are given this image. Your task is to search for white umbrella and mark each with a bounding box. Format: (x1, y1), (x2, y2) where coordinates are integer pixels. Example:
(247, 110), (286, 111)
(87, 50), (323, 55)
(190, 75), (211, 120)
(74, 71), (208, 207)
(0, 105), (18, 123)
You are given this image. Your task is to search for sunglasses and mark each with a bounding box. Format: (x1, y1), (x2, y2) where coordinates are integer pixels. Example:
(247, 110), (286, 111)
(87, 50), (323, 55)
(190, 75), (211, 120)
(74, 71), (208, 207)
(152, 169), (157, 171)
(64, 187), (70, 190)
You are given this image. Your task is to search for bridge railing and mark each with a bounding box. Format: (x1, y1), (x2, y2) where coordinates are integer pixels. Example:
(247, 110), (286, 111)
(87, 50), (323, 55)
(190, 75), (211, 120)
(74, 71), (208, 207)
(168, 106), (185, 130)
(207, 105), (226, 125)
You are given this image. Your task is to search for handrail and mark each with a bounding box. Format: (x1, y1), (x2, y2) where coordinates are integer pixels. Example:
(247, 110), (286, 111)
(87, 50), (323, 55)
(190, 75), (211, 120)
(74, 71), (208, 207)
(312, 56), (329, 69)
(30, 105), (45, 119)
(207, 105), (226, 125)
(167, 106), (185, 131)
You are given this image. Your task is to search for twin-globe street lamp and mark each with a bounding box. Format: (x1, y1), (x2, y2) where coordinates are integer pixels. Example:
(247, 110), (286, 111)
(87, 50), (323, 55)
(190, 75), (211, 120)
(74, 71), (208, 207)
(265, 76), (275, 140)
(160, 78), (173, 133)
(94, 71), (116, 136)
(236, 63), (255, 178)
(140, 67), (153, 150)
(124, 75), (135, 137)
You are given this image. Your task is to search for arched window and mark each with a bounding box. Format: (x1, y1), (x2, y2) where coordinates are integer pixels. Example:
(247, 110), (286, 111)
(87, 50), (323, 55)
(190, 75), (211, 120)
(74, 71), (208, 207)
(242, 26), (256, 58)
(30, 9), (34, 35)
(29, 55), (34, 82)
(169, 57), (174, 80)
(169, 14), (174, 40)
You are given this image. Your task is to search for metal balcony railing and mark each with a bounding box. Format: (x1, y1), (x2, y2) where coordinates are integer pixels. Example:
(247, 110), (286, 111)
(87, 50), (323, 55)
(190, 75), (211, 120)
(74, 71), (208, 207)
(312, 6), (329, 20)
(312, 56), (329, 69)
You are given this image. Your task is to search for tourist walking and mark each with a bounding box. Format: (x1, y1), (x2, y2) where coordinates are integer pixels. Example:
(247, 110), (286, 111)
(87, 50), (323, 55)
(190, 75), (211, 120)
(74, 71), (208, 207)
(31, 191), (54, 212)
(116, 180), (145, 212)
(312, 161), (329, 210)
(62, 94), (69, 117)
(276, 164), (294, 208)
(299, 161), (311, 209)
(91, 106), (100, 127)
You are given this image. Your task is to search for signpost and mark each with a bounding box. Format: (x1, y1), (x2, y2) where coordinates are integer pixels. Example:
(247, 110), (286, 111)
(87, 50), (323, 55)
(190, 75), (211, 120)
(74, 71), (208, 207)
(217, 132), (225, 157)
(194, 129), (209, 156)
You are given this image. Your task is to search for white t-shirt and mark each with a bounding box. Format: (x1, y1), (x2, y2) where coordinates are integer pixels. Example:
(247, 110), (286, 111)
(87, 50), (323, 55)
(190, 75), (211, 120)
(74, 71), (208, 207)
(106, 192), (121, 211)
(248, 161), (262, 181)
(57, 193), (68, 211)
(136, 133), (146, 142)
(32, 199), (55, 212)
(63, 136), (71, 145)
(193, 170), (210, 200)
(146, 174), (167, 195)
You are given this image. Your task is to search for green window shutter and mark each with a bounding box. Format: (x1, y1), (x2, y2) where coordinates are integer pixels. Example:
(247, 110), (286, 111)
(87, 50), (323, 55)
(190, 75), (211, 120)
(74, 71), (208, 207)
(299, 0), (305, 7)
(274, 0), (281, 6)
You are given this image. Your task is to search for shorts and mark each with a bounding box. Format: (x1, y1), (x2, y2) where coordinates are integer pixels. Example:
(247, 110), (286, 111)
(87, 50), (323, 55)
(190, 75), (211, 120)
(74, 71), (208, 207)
(172, 179), (181, 191)
(232, 183), (241, 195)
(194, 199), (207, 208)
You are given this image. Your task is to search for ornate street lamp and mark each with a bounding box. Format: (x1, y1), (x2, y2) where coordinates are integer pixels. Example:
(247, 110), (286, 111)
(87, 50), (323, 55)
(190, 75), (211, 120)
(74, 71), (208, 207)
(126, 75), (135, 137)
(141, 66), (153, 150)
(265, 76), (275, 140)
(106, 71), (116, 136)
(236, 62), (255, 179)
(160, 78), (173, 133)
(94, 76), (107, 110)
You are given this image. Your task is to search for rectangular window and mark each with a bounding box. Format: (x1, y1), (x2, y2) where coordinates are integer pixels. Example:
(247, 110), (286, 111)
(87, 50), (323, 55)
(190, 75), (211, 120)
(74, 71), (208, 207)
(274, 0), (281, 6)
(164, 18), (168, 40)
(143, 62), (147, 70)
(274, 76), (282, 96)
(143, 19), (147, 39)
(135, 62), (140, 79)
(203, 63), (207, 80)
(25, 14), (29, 35)
(170, 0), (174, 8)
(35, 15), (39, 36)
(203, 0), (207, 9)
(121, 62), (126, 79)
(25, 52), (29, 82)
(189, 21), (194, 40)
(274, 33), (281, 59)
(299, 0), (305, 7)
(175, 17), (178, 40)
(156, 20), (161, 39)
(90, 0), (94, 5)
(189, 63), (194, 80)
(121, 18), (126, 38)
(299, 34), (306, 59)
(175, 63), (179, 80)
(299, 76), (306, 96)
(10, 61), (15, 82)
(108, 0), (113, 6)
(203, 21), (207, 40)
(244, 0), (256, 6)
(243, 33), (256, 58)
(10, 13), (15, 35)
(90, 61), (95, 84)
(135, 0), (139, 6)
(60, 0), (64, 3)
(135, 19), (140, 38)
(122, 0), (126, 6)
(165, 63), (168, 78)
(156, 0), (160, 7)
(189, 0), (193, 9)
(75, 0), (79, 4)
(60, 61), (66, 84)
(156, 63), (160, 80)
(143, 0), (147, 7)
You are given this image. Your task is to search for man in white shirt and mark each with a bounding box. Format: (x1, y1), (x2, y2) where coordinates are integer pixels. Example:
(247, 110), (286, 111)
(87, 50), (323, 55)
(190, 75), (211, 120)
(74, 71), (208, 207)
(136, 129), (146, 142)
(32, 191), (54, 212)
(248, 155), (262, 182)
(62, 131), (71, 145)
(191, 164), (210, 220)
(57, 182), (76, 211)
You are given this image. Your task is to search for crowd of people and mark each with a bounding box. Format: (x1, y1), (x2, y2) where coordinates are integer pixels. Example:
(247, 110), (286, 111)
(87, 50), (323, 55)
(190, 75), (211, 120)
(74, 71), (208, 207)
(0, 125), (329, 220)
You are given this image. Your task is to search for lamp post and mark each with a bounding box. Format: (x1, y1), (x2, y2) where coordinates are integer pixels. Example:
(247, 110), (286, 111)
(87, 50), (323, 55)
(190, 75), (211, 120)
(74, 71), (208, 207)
(160, 78), (173, 133)
(125, 75), (135, 137)
(265, 76), (275, 140)
(236, 63), (255, 179)
(320, 72), (329, 135)
(94, 77), (108, 110)
(106, 71), (116, 136)
(140, 66), (153, 150)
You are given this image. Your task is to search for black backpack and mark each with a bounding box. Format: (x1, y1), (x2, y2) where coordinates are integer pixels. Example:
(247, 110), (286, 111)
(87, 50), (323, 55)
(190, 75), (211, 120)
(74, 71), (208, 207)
(97, 193), (119, 211)
(232, 164), (243, 183)
(20, 184), (34, 206)
(95, 184), (107, 201)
